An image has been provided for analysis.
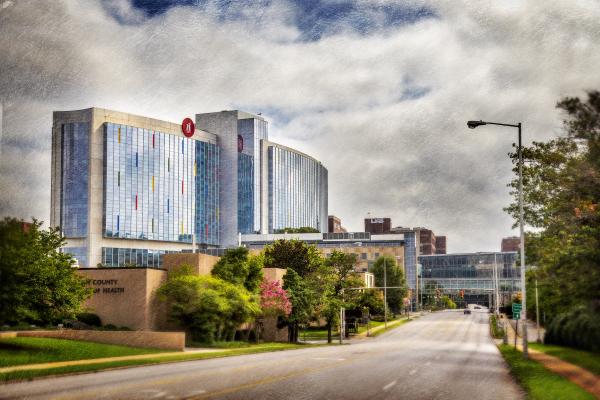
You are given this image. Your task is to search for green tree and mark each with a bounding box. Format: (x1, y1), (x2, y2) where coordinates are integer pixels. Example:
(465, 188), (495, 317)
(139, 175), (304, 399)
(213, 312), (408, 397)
(357, 289), (385, 316)
(282, 268), (315, 342)
(321, 251), (364, 343)
(263, 239), (322, 277)
(371, 255), (408, 314)
(211, 247), (263, 293)
(158, 266), (260, 343)
(0, 218), (91, 326)
(273, 227), (320, 233)
(504, 91), (600, 333)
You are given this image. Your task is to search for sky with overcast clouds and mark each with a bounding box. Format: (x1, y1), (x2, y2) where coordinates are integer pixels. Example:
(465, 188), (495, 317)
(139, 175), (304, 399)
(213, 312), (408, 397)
(1, 0), (599, 253)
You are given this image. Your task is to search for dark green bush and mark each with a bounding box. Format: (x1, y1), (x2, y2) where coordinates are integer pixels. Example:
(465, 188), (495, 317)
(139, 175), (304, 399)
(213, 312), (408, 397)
(544, 306), (600, 352)
(76, 313), (102, 327)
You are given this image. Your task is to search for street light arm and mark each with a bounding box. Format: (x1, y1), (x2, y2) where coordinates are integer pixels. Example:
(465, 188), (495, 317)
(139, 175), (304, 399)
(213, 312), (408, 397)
(479, 121), (521, 128)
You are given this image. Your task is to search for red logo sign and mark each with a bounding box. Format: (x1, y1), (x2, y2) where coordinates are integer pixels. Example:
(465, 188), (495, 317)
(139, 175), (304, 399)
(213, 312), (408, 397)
(182, 118), (195, 137)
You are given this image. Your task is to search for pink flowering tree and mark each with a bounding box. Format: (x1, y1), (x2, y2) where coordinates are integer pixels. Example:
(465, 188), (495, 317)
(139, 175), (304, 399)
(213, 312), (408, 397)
(260, 279), (292, 317)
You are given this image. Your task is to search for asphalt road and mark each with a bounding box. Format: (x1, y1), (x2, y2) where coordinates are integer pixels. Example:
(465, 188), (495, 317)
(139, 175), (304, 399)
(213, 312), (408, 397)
(1, 311), (524, 400)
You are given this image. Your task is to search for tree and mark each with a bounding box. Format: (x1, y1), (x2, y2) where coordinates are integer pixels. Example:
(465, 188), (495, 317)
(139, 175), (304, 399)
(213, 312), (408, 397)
(158, 266), (260, 343)
(211, 247), (263, 293)
(273, 227), (320, 233)
(264, 239), (325, 342)
(504, 91), (600, 333)
(282, 268), (315, 342)
(371, 255), (408, 314)
(260, 279), (292, 317)
(321, 251), (364, 343)
(264, 239), (322, 277)
(357, 289), (385, 316)
(0, 218), (91, 326)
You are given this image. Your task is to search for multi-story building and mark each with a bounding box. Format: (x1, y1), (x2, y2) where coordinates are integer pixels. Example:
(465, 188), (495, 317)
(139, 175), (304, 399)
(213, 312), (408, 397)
(435, 236), (447, 254)
(328, 215), (347, 233)
(418, 228), (436, 255)
(501, 236), (520, 252)
(51, 108), (327, 267)
(364, 218), (391, 234)
(261, 141), (328, 235)
(240, 232), (405, 274)
(419, 252), (520, 309)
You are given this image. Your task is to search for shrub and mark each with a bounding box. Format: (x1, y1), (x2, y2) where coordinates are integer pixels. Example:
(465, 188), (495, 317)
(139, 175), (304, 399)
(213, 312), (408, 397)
(76, 313), (102, 327)
(544, 306), (600, 352)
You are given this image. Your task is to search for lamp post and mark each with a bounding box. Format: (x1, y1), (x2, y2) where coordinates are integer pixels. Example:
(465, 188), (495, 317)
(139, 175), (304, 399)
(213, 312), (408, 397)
(467, 120), (528, 358)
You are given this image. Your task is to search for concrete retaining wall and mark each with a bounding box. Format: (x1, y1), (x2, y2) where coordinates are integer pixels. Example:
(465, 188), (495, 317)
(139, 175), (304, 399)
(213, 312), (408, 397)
(16, 330), (185, 351)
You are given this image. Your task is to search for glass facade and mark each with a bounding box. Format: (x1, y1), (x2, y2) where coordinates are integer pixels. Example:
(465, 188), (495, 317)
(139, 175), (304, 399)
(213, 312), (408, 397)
(267, 145), (328, 233)
(238, 118), (268, 232)
(237, 153), (253, 234)
(195, 141), (220, 245)
(103, 123), (219, 245)
(61, 122), (89, 238)
(63, 247), (88, 268)
(101, 247), (178, 268)
(403, 231), (417, 289)
(419, 252), (520, 293)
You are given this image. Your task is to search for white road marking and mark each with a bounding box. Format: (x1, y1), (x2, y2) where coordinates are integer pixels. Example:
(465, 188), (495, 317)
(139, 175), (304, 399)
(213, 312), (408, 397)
(383, 380), (397, 391)
(312, 357), (345, 361)
(186, 390), (207, 396)
(409, 369), (418, 375)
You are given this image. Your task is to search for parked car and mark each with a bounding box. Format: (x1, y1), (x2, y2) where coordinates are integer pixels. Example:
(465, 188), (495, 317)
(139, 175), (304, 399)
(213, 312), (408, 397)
(464, 308), (471, 315)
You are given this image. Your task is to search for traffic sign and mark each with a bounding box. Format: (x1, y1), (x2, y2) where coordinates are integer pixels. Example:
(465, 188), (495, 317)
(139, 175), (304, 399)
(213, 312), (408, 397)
(512, 303), (522, 319)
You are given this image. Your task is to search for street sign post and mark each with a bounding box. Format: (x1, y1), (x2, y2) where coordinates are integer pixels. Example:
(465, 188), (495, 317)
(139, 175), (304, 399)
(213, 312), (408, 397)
(512, 303), (522, 320)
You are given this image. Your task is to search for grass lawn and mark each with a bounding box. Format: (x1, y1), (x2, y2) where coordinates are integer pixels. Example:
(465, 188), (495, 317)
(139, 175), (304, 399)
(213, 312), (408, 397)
(0, 337), (165, 367)
(498, 344), (595, 400)
(300, 316), (412, 340)
(370, 318), (412, 337)
(0, 342), (314, 383)
(529, 343), (600, 376)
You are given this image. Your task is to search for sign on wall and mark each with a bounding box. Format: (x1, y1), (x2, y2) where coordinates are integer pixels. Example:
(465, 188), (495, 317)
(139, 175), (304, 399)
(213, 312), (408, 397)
(181, 118), (195, 137)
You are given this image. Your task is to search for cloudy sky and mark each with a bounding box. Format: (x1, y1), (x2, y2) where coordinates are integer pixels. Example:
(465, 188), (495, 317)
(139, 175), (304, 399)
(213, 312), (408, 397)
(1, 0), (599, 252)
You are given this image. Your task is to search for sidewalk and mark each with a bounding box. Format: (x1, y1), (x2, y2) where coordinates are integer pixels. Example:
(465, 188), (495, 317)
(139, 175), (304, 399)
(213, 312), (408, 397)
(0, 347), (222, 374)
(502, 318), (600, 398)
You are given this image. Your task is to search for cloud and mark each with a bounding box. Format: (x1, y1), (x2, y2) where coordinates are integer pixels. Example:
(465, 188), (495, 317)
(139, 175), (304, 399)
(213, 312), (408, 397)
(1, 0), (599, 252)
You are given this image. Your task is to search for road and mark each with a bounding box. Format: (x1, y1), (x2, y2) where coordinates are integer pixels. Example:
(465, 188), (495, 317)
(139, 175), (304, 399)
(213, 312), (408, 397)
(1, 311), (524, 400)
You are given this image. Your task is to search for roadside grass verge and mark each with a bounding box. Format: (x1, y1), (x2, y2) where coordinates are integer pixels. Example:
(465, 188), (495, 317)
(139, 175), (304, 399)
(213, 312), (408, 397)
(489, 314), (505, 339)
(529, 343), (600, 376)
(300, 319), (403, 340)
(498, 344), (595, 400)
(370, 318), (412, 337)
(0, 342), (315, 383)
(0, 337), (164, 367)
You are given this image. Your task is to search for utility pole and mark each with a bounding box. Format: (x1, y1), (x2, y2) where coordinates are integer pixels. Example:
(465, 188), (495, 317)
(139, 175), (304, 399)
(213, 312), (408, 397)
(384, 257), (387, 329)
(536, 280), (541, 343)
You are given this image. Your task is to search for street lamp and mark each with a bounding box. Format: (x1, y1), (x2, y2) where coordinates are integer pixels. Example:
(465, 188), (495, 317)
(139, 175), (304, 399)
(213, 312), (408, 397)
(467, 119), (528, 358)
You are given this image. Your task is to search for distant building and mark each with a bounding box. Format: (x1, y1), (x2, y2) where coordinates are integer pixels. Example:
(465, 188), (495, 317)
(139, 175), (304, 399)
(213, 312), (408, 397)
(240, 232), (404, 274)
(435, 236), (447, 254)
(419, 252), (520, 309)
(328, 215), (347, 233)
(419, 229), (436, 255)
(501, 236), (520, 252)
(364, 217), (391, 234)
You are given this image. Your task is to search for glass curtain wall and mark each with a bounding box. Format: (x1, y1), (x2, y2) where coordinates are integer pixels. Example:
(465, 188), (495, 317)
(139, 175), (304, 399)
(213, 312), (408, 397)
(267, 145), (327, 233)
(419, 252), (520, 292)
(237, 153), (253, 234)
(61, 122), (89, 238)
(103, 123), (219, 245)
